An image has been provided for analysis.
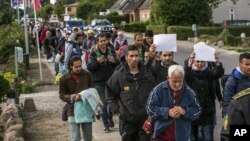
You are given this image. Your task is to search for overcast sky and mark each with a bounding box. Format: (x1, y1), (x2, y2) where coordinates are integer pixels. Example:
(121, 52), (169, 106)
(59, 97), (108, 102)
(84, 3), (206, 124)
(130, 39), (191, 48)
(50, 0), (56, 4)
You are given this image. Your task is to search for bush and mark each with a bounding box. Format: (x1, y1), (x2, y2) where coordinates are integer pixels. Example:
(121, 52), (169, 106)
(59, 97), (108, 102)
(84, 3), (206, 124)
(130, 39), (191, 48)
(3, 71), (16, 86)
(226, 26), (250, 37)
(106, 15), (129, 25)
(0, 75), (10, 103)
(20, 80), (34, 93)
(124, 22), (149, 33)
(226, 36), (242, 46)
(167, 26), (194, 40)
(198, 27), (222, 36)
(199, 34), (218, 43)
(3, 71), (33, 94)
(146, 25), (168, 34)
(0, 23), (26, 64)
(218, 28), (232, 42)
(237, 48), (250, 52)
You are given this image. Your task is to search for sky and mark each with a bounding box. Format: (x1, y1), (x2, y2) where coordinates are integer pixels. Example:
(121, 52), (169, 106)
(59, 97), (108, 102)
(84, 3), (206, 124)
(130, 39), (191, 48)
(50, 0), (56, 4)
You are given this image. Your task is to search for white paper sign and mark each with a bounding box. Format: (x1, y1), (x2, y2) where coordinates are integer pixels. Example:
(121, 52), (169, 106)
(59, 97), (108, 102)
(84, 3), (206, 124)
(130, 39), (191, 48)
(153, 34), (177, 52)
(194, 42), (215, 62)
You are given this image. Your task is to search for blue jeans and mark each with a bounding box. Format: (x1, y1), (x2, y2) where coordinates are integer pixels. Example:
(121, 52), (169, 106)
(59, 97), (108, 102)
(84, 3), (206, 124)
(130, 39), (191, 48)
(68, 117), (92, 141)
(95, 84), (114, 128)
(191, 124), (214, 141)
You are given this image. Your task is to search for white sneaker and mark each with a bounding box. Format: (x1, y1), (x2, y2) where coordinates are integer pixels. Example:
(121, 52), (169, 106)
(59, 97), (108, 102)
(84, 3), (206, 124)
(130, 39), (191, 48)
(47, 57), (54, 63)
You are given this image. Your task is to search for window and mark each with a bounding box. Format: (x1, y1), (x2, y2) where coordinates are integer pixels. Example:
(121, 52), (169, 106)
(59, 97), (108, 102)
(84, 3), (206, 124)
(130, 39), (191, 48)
(229, 8), (235, 20)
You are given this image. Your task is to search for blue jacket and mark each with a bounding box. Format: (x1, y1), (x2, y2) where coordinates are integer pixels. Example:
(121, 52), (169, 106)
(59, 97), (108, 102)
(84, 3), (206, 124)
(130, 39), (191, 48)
(223, 67), (250, 116)
(146, 81), (201, 141)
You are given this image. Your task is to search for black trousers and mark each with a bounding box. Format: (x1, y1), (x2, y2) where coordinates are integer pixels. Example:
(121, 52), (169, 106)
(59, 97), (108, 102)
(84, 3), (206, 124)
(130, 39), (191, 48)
(119, 120), (151, 141)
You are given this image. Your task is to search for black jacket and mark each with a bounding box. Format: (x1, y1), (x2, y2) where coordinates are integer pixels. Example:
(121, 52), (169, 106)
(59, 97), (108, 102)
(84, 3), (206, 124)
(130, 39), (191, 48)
(184, 63), (224, 125)
(106, 62), (156, 123)
(87, 46), (118, 84)
(145, 59), (178, 84)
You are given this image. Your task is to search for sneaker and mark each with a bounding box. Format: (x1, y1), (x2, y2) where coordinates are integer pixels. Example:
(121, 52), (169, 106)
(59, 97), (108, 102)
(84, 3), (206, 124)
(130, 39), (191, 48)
(47, 57), (54, 63)
(104, 127), (111, 133)
(109, 123), (114, 128)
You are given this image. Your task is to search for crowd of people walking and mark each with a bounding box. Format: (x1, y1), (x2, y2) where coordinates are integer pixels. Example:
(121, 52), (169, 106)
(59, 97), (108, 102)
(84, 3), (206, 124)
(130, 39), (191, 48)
(31, 21), (250, 141)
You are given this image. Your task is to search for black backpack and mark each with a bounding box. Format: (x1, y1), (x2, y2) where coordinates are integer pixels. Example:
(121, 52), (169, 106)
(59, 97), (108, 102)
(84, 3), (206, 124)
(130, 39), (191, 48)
(220, 74), (238, 92)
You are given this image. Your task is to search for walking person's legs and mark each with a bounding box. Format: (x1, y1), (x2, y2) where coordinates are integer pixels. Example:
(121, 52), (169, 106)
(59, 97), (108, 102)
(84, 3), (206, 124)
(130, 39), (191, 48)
(68, 117), (81, 141)
(191, 124), (199, 141)
(81, 122), (92, 141)
(201, 124), (214, 141)
(95, 85), (111, 132)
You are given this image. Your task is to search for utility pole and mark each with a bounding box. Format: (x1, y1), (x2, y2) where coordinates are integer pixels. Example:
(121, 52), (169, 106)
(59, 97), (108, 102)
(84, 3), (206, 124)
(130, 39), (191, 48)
(24, 0), (30, 71)
(17, 0), (20, 25)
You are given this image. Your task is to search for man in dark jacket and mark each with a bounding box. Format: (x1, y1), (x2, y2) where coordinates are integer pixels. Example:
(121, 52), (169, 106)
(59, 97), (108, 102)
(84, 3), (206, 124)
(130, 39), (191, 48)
(223, 52), (250, 116)
(59, 56), (94, 141)
(106, 45), (156, 141)
(87, 33), (118, 132)
(221, 87), (250, 141)
(145, 50), (178, 84)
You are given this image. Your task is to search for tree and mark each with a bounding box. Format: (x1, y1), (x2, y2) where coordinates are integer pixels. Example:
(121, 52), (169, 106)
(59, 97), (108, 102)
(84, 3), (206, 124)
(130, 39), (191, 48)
(76, 0), (116, 22)
(37, 4), (54, 20)
(54, 0), (76, 20)
(0, 0), (13, 25)
(77, 2), (94, 20)
(151, 0), (239, 26)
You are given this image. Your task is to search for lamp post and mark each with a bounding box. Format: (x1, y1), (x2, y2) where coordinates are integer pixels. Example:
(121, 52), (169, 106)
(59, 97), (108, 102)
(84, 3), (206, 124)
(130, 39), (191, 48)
(24, 0), (30, 71)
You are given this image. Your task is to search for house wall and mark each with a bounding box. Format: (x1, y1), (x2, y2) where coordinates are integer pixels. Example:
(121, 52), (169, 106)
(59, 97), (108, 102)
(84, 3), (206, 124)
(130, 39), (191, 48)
(139, 9), (150, 22)
(128, 11), (139, 22)
(134, 9), (140, 22)
(212, 0), (250, 23)
(65, 6), (77, 17)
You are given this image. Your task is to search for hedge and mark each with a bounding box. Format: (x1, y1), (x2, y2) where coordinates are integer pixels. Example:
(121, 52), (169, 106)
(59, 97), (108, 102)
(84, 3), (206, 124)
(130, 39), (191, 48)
(167, 25), (250, 40)
(226, 26), (250, 37)
(124, 22), (148, 33)
(95, 14), (129, 25)
(146, 25), (168, 34)
(167, 26), (196, 40)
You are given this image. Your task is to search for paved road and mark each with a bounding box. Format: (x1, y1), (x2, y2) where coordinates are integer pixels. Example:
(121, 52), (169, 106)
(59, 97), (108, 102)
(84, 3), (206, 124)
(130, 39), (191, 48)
(125, 33), (240, 141)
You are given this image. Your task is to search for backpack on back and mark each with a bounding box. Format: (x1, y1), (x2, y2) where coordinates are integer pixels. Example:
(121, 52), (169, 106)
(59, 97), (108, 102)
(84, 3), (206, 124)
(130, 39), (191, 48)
(221, 74), (231, 89)
(220, 74), (238, 91)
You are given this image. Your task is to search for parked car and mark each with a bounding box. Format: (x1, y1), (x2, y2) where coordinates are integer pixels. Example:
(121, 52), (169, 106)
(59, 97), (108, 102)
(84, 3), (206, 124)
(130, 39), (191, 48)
(64, 18), (85, 31)
(91, 19), (113, 33)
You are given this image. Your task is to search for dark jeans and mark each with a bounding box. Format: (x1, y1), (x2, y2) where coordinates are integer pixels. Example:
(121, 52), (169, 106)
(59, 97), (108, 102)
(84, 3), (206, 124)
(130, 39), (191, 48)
(191, 124), (214, 141)
(119, 120), (151, 141)
(95, 84), (114, 128)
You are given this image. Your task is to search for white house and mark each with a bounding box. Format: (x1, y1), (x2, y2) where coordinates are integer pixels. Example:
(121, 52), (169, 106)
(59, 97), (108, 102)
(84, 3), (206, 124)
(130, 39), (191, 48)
(212, 0), (250, 23)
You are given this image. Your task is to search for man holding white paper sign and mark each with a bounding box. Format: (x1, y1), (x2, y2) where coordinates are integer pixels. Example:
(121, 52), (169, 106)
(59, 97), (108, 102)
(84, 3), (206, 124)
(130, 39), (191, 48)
(145, 44), (178, 84)
(184, 43), (224, 141)
(144, 34), (178, 84)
